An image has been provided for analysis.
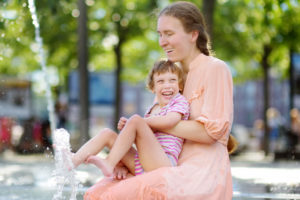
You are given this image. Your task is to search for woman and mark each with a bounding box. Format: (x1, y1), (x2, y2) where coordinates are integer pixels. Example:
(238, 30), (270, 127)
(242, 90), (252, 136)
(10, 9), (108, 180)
(85, 2), (235, 199)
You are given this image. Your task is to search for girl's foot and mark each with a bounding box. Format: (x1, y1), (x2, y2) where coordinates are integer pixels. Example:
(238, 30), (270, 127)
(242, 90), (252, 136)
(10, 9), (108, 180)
(86, 155), (114, 177)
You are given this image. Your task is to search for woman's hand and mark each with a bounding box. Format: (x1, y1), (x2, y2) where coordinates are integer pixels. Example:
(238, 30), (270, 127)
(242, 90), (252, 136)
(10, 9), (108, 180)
(117, 117), (128, 131)
(113, 162), (129, 180)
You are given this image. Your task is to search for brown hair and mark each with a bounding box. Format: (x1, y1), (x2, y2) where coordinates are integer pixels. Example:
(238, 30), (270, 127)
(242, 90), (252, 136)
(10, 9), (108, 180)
(227, 134), (238, 154)
(147, 60), (184, 92)
(158, 1), (211, 56)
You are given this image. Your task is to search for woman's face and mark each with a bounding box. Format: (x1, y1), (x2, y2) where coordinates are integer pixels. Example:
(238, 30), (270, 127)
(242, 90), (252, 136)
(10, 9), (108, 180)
(157, 15), (195, 64)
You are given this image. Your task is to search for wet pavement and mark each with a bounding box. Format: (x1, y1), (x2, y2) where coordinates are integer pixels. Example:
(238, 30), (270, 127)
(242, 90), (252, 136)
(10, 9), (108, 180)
(231, 152), (300, 199)
(0, 150), (300, 200)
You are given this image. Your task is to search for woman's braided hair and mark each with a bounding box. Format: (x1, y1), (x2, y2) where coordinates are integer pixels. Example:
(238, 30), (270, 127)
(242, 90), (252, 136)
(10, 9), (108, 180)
(158, 1), (211, 56)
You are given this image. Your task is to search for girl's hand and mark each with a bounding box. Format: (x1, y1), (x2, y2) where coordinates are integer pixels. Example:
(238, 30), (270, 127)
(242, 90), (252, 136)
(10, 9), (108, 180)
(117, 117), (127, 131)
(113, 163), (129, 180)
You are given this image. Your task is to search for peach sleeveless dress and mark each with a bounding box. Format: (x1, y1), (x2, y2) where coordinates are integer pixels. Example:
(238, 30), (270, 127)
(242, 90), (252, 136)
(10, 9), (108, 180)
(84, 53), (234, 200)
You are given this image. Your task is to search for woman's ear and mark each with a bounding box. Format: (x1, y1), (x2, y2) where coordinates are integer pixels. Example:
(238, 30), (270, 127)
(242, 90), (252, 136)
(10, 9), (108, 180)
(191, 30), (199, 42)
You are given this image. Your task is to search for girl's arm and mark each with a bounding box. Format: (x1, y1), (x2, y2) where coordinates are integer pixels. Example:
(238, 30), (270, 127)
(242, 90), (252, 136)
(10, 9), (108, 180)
(161, 120), (216, 144)
(144, 112), (182, 131)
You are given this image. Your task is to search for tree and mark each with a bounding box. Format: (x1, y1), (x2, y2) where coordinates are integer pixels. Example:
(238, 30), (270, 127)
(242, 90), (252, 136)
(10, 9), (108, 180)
(78, 0), (89, 144)
(88, 0), (159, 129)
(202, 0), (216, 41)
(214, 0), (300, 155)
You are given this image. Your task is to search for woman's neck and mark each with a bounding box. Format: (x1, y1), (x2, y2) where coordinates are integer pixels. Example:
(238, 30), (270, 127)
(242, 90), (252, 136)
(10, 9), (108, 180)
(180, 49), (202, 72)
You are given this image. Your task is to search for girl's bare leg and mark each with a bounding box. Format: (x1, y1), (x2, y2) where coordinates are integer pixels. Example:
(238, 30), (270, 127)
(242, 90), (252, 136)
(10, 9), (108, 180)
(73, 128), (137, 176)
(87, 115), (171, 176)
(129, 115), (173, 172)
(72, 128), (117, 168)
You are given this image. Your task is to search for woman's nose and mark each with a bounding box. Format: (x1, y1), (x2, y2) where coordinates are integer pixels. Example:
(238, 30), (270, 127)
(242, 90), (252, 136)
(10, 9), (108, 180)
(159, 36), (167, 47)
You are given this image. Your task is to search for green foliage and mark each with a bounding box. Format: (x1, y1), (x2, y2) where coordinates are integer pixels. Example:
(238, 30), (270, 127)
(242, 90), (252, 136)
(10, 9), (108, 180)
(214, 0), (300, 83)
(0, 0), (35, 75)
(87, 0), (161, 82)
(1, 0), (300, 88)
(0, 0), (78, 88)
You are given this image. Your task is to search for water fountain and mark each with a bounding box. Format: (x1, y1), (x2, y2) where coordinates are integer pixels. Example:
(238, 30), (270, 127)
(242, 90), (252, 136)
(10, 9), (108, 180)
(52, 129), (79, 200)
(27, 0), (56, 135)
(27, 0), (79, 199)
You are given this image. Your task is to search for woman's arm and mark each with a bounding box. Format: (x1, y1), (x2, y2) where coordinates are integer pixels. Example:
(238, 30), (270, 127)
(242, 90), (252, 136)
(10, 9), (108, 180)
(144, 112), (182, 131)
(161, 120), (216, 144)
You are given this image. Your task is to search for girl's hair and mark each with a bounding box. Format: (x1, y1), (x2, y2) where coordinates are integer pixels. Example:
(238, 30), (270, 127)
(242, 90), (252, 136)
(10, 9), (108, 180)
(147, 60), (184, 92)
(158, 1), (211, 56)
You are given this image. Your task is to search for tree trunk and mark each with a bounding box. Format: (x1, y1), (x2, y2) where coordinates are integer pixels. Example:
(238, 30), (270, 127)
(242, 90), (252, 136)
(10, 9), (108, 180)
(78, 0), (90, 145)
(202, 0), (216, 42)
(262, 45), (272, 156)
(289, 49), (295, 111)
(114, 42), (122, 130)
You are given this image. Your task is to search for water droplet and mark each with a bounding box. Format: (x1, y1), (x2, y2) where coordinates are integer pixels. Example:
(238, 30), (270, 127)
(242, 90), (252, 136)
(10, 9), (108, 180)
(16, 37), (21, 42)
(23, 2), (27, 7)
(1, 33), (5, 37)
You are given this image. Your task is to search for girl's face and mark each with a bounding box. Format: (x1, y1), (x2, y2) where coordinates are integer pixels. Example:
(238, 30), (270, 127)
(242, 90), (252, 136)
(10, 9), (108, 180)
(157, 15), (197, 65)
(152, 71), (180, 107)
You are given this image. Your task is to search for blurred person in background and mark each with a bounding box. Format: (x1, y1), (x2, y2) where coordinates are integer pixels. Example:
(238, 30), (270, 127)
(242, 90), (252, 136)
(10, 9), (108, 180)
(252, 119), (264, 151)
(0, 117), (13, 153)
(289, 108), (300, 151)
(267, 107), (284, 153)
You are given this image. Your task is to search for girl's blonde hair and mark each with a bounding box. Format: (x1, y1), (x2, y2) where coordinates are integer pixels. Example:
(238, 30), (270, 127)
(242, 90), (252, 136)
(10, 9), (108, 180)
(147, 60), (184, 92)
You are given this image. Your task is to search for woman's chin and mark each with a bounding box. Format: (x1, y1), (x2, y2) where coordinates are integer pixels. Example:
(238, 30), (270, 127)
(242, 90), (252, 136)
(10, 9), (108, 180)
(167, 54), (182, 62)
(166, 57), (178, 62)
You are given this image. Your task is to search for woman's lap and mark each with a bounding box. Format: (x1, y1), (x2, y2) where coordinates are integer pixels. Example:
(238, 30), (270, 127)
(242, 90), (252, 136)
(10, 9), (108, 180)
(84, 141), (232, 200)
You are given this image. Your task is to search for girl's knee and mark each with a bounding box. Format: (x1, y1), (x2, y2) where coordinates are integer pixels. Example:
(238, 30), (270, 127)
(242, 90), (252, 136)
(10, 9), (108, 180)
(101, 128), (117, 147)
(128, 114), (143, 124)
(97, 128), (117, 140)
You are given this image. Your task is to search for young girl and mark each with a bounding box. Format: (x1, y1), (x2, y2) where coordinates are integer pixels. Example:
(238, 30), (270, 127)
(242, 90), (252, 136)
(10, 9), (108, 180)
(71, 60), (189, 178)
